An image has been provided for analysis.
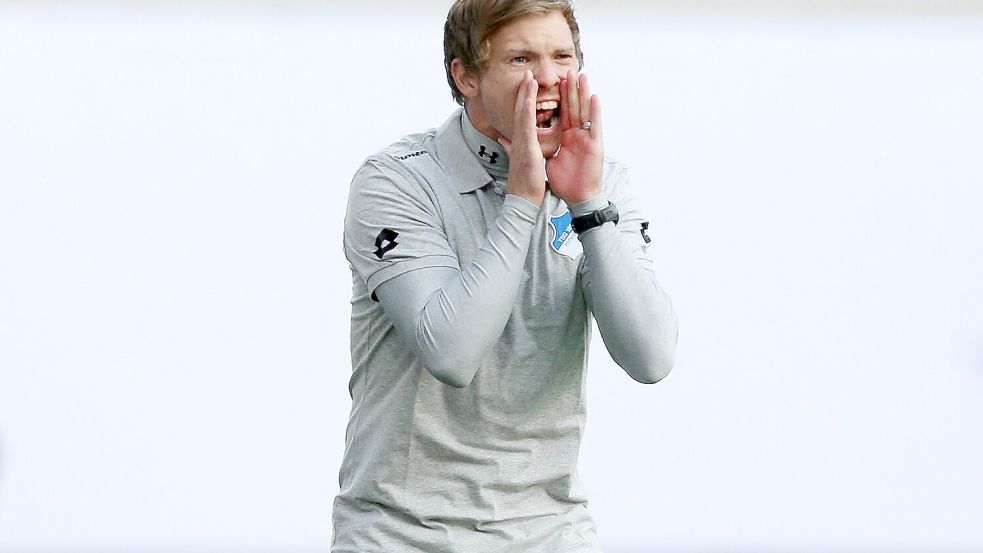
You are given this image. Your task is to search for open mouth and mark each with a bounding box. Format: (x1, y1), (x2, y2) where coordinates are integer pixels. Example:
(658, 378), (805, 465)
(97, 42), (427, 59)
(535, 100), (559, 131)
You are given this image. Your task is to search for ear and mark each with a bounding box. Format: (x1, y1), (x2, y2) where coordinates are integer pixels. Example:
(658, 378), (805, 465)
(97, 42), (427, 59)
(451, 58), (480, 100)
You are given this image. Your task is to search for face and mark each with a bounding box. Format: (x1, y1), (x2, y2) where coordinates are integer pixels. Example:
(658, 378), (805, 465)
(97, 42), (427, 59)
(454, 11), (578, 158)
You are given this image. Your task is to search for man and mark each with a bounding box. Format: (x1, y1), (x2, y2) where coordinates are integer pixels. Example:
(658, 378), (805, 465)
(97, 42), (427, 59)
(332, 1), (677, 551)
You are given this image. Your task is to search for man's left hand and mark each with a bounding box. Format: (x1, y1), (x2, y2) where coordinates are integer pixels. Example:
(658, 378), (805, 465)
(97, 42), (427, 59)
(546, 70), (604, 204)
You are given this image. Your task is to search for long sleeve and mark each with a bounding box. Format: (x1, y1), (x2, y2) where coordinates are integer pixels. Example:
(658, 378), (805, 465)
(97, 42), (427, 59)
(573, 175), (678, 384)
(373, 195), (539, 388)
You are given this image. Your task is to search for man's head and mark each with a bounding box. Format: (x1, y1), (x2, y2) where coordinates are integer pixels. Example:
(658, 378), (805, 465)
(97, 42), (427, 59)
(444, 0), (584, 157)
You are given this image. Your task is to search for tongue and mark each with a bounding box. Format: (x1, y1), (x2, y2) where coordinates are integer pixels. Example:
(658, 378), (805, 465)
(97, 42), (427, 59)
(536, 109), (554, 126)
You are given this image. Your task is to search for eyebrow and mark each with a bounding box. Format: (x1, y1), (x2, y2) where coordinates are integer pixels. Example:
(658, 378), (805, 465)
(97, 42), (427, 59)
(501, 46), (575, 56)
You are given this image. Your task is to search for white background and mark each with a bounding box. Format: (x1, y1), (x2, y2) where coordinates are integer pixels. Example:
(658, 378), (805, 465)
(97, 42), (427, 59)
(1, 1), (981, 551)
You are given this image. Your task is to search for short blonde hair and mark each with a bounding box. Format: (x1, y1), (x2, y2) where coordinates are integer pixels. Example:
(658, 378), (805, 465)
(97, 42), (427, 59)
(443, 0), (584, 106)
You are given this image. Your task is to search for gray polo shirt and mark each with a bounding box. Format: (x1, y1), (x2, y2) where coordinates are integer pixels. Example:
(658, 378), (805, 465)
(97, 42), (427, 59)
(334, 109), (652, 553)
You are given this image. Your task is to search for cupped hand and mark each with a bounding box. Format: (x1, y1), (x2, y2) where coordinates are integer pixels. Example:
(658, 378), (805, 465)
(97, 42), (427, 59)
(546, 70), (604, 205)
(497, 71), (547, 207)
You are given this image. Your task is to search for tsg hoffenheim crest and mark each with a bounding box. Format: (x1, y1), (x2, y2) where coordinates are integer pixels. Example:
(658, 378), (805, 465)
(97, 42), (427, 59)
(548, 211), (583, 259)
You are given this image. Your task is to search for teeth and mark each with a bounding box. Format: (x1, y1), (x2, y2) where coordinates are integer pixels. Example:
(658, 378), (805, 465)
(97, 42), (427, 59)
(536, 100), (559, 111)
(538, 115), (559, 130)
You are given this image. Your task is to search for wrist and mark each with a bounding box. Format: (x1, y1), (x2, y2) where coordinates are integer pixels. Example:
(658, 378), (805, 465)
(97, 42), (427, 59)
(504, 193), (543, 216)
(511, 191), (544, 207)
(563, 181), (604, 206)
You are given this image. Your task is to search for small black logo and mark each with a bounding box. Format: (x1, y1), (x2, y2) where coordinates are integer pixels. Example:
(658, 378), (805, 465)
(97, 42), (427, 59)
(394, 150), (426, 161)
(373, 229), (399, 259)
(477, 145), (499, 164)
(640, 222), (652, 244)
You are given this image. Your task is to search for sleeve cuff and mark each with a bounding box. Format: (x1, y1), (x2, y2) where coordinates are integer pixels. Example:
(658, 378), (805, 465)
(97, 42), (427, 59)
(504, 194), (542, 221)
(569, 193), (609, 217)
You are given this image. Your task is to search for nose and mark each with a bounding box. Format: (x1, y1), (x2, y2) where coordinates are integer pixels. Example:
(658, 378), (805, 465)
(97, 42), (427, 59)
(532, 60), (562, 90)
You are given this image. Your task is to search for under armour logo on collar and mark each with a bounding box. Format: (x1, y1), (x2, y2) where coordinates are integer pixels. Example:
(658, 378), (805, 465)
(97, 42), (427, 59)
(477, 145), (499, 164)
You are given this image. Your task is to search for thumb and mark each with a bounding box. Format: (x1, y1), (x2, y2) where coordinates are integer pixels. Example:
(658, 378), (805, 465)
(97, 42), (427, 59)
(497, 137), (513, 157)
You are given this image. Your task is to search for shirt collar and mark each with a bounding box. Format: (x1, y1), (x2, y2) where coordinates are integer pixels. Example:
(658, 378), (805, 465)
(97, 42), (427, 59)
(461, 110), (510, 180)
(433, 108), (503, 194)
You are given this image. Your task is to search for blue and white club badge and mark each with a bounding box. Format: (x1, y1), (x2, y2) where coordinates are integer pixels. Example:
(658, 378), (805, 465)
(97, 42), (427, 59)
(548, 211), (584, 259)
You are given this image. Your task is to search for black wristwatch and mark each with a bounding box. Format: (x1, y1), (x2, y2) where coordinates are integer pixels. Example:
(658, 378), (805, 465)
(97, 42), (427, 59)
(571, 201), (619, 233)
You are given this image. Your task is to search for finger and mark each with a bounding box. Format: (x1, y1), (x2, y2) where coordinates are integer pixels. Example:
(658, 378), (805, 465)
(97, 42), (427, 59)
(512, 70), (531, 140)
(497, 137), (513, 157)
(565, 69), (582, 129)
(559, 76), (572, 130)
(588, 93), (602, 141)
(525, 75), (538, 135)
(579, 72), (591, 127)
(516, 72), (538, 143)
(511, 71), (526, 138)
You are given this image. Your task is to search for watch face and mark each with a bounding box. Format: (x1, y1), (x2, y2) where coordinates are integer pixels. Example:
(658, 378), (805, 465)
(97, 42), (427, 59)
(597, 203), (618, 225)
(604, 204), (620, 224)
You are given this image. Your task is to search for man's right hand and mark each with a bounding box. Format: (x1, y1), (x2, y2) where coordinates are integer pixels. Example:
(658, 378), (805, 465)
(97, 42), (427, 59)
(497, 71), (547, 207)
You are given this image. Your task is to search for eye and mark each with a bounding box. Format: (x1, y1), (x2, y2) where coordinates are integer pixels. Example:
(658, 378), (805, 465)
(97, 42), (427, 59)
(556, 53), (574, 63)
(510, 56), (528, 64)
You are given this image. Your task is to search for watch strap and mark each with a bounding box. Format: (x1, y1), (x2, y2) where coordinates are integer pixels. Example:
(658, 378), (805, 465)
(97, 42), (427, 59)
(571, 201), (619, 233)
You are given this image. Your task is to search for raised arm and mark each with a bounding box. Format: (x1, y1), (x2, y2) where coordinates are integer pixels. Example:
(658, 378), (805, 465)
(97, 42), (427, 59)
(546, 70), (677, 383)
(345, 72), (550, 388)
(573, 180), (678, 384)
(373, 195), (538, 388)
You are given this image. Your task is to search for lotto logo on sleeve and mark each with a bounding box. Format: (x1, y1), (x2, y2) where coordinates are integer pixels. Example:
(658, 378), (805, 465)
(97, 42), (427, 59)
(373, 229), (399, 259)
